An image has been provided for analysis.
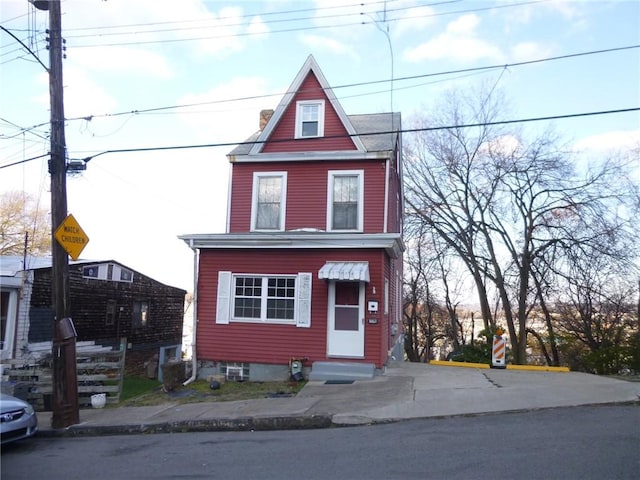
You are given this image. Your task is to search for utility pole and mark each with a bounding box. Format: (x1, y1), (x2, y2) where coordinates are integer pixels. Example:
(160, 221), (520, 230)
(45, 0), (79, 428)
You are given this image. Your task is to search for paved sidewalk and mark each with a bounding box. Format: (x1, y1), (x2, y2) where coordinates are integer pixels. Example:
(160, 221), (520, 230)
(37, 362), (640, 437)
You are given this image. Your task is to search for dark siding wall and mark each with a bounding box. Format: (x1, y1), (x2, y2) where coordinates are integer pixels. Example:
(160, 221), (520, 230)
(387, 147), (402, 234)
(29, 265), (185, 350)
(262, 72), (357, 153)
(229, 159), (387, 233)
(197, 248), (389, 367)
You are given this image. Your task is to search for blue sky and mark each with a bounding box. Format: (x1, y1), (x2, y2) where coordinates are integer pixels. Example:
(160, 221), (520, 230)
(1, 0), (639, 291)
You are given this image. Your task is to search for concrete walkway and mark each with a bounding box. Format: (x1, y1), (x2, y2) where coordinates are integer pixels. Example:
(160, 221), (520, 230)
(37, 362), (640, 437)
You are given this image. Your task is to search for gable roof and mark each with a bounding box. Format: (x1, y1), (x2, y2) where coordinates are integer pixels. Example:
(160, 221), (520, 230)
(240, 55), (373, 157)
(228, 111), (400, 158)
(0, 255), (186, 291)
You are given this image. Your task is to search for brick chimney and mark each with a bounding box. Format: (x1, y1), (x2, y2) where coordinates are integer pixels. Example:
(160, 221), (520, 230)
(260, 109), (274, 131)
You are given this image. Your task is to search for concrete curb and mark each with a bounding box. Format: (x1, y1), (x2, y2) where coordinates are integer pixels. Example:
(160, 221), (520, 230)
(429, 360), (570, 372)
(37, 414), (334, 437)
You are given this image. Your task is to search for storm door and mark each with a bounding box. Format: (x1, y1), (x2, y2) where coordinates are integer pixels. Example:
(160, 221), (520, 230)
(327, 281), (365, 357)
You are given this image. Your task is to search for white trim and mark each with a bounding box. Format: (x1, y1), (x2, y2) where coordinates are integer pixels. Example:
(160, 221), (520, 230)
(231, 273), (298, 325)
(0, 288), (18, 359)
(226, 165), (233, 233)
(326, 169), (364, 232)
(81, 263), (133, 283)
(216, 271), (232, 324)
(296, 272), (312, 328)
(384, 278), (390, 315)
(178, 232), (404, 259)
(383, 158), (389, 234)
(327, 280), (365, 358)
(229, 151), (392, 163)
(248, 55), (366, 155)
(295, 100), (325, 139)
(250, 171), (287, 231)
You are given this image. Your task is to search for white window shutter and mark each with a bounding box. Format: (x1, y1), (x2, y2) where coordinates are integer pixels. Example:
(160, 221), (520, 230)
(296, 272), (312, 328)
(216, 271), (232, 324)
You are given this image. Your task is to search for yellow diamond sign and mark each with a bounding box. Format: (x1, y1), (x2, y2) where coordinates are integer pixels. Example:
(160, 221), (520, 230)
(54, 214), (89, 261)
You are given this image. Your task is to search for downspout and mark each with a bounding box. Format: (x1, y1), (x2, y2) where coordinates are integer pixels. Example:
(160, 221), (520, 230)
(183, 240), (199, 385)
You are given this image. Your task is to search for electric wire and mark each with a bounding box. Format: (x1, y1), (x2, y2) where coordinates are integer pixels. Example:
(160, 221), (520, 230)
(68, 1), (544, 49)
(58, 44), (640, 123)
(3, 106), (635, 170)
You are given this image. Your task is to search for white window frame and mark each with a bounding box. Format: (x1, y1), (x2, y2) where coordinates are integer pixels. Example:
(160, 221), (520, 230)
(250, 172), (287, 231)
(326, 170), (364, 232)
(295, 100), (325, 138)
(82, 263), (133, 283)
(215, 272), (312, 327)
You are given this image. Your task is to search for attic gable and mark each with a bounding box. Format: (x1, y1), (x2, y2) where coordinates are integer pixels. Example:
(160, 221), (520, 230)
(249, 55), (366, 155)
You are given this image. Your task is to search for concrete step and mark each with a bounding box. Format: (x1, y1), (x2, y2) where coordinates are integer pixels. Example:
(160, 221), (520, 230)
(309, 361), (375, 381)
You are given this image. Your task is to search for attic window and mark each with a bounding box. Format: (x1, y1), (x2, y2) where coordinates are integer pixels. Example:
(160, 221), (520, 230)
(295, 100), (324, 138)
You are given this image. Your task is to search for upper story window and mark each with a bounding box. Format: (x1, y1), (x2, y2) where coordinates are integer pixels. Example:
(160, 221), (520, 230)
(327, 170), (364, 232)
(251, 172), (287, 231)
(295, 100), (324, 138)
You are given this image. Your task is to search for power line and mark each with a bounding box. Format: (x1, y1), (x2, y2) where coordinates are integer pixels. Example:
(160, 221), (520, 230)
(4, 106), (635, 170)
(0, 25), (47, 71)
(60, 0), (410, 32)
(65, 0), (456, 39)
(60, 44), (640, 123)
(2, 42), (637, 152)
(44, 0), (541, 49)
(0, 152), (50, 169)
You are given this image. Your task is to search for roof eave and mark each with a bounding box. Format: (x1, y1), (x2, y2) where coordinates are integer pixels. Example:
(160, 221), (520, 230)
(178, 232), (404, 258)
(228, 150), (392, 163)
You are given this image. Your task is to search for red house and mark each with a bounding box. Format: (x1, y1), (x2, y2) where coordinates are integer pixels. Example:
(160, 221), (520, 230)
(180, 55), (404, 381)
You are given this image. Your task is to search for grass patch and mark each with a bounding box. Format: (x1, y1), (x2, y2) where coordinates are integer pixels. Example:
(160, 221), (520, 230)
(120, 376), (162, 402)
(117, 376), (306, 407)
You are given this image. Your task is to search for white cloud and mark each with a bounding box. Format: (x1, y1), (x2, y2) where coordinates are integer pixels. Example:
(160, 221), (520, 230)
(502, 0), (583, 26)
(247, 16), (270, 37)
(33, 67), (117, 119)
(393, 6), (438, 37)
(404, 14), (503, 63)
(509, 42), (553, 62)
(70, 47), (173, 78)
(61, 1), (259, 60)
(299, 34), (357, 58)
(574, 130), (640, 152)
(177, 77), (272, 142)
(448, 14), (480, 35)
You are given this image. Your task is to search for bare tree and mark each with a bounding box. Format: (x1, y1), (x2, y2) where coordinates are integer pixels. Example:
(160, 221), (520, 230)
(404, 88), (503, 335)
(403, 222), (448, 361)
(0, 191), (51, 256)
(554, 249), (638, 373)
(404, 87), (639, 364)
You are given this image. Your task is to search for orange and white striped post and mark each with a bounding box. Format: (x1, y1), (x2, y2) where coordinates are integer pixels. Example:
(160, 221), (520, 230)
(491, 330), (506, 369)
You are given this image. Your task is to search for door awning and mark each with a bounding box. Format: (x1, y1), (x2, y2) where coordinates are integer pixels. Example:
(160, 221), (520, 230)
(318, 261), (370, 282)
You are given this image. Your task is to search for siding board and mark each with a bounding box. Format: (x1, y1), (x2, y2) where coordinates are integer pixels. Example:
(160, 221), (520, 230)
(262, 72), (356, 153)
(26, 264), (185, 373)
(197, 249), (389, 367)
(229, 160), (387, 233)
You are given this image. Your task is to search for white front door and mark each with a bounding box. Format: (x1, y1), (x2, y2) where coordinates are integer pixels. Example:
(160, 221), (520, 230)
(327, 281), (365, 358)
